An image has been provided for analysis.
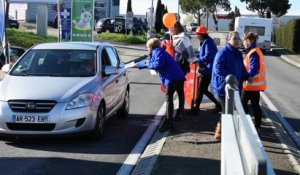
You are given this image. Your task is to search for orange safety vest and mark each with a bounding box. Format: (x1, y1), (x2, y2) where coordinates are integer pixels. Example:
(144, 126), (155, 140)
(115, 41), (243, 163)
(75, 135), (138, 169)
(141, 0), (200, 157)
(243, 47), (267, 91)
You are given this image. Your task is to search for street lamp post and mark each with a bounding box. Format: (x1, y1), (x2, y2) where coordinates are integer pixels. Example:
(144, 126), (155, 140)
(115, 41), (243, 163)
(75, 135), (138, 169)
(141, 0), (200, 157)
(177, 0), (180, 21)
(147, 0), (154, 39)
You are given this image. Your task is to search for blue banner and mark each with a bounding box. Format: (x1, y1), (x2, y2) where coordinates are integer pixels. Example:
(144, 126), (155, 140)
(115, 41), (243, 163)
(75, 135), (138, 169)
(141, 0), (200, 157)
(61, 7), (71, 40)
(0, 0), (5, 48)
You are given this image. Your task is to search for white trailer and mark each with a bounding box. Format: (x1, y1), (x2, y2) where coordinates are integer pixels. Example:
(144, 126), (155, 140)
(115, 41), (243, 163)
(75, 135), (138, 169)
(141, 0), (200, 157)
(234, 16), (273, 51)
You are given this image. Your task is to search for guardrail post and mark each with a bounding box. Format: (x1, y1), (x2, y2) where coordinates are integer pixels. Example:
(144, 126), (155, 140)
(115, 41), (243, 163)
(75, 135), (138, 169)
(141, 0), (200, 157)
(225, 74), (238, 115)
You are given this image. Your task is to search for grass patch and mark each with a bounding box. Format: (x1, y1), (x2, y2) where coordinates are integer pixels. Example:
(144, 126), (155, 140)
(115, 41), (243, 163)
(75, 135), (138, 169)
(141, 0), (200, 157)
(96, 33), (147, 44)
(7, 28), (57, 48)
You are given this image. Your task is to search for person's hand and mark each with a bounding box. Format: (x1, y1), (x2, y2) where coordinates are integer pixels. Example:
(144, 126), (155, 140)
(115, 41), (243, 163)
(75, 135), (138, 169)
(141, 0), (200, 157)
(135, 60), (148, 69)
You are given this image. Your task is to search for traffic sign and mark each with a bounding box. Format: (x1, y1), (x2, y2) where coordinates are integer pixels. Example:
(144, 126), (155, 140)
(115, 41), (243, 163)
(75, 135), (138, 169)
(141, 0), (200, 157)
(61, 7), (71, 40)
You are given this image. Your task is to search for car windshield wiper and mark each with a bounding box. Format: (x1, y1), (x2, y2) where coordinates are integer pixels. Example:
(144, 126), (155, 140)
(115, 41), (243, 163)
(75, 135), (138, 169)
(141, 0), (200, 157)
(77, 73), (95, 77)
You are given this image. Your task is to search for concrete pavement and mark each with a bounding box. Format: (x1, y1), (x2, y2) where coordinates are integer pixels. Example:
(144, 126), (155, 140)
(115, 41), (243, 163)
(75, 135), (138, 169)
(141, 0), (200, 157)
(119, 46), (300, 175)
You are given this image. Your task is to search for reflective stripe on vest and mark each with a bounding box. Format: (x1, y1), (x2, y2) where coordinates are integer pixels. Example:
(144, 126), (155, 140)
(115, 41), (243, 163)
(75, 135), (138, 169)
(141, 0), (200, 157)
(243, 47), (267, 91)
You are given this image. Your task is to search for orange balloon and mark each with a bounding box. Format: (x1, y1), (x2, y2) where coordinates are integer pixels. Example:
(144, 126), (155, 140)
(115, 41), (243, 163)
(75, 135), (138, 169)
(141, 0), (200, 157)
(163, 13), (177, 29)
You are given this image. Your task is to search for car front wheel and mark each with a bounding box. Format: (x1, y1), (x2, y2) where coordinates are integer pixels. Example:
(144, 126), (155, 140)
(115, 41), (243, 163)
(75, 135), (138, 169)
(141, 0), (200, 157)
(89, 104), (105, 140)
(117, 89), (130, 118)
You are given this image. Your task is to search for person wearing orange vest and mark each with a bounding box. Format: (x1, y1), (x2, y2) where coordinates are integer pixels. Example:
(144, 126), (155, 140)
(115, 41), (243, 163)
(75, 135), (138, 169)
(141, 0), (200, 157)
(242, 32), (267, 131)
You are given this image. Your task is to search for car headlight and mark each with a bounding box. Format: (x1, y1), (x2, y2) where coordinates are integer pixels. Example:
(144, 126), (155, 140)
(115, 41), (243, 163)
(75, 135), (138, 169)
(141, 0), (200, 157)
(66, 93), (94, 110)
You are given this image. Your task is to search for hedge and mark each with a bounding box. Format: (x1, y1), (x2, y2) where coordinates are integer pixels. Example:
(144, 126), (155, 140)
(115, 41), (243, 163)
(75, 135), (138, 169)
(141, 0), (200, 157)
(275, 18), (300, 53)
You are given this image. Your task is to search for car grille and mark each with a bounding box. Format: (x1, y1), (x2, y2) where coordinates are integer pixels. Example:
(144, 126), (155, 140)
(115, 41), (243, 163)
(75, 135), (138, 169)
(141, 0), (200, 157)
(6, 123), (55, 131)
(8, 100), (57, 113)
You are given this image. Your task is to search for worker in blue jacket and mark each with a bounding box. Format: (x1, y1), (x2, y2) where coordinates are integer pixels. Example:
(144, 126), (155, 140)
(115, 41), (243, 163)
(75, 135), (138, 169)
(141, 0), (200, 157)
(192, 26), (221, 114)
(136, 38), (186, 132)
(212, 31), (249, 140)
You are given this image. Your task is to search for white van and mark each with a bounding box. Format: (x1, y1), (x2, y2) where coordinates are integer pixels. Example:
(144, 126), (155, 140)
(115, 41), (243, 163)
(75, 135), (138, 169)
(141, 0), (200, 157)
(234, 16), (273, 51)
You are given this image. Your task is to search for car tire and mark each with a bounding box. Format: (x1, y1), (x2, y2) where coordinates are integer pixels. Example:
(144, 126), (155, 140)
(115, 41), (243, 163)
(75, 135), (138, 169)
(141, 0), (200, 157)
(117, 89), (130, 118)
(89, 103), (105, 140)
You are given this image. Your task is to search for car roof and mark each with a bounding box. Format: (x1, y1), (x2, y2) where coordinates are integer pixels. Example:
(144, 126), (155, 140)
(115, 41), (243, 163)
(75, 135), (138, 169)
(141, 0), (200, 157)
(32, 42), (112, 51)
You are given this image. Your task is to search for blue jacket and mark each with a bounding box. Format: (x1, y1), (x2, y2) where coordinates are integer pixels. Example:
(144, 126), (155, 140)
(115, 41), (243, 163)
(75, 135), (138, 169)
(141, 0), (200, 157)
(198, 36), (218, 76)
(245, 44), (260, 77)
(212, 43), (249, 97)
(137, 48), (185, 88)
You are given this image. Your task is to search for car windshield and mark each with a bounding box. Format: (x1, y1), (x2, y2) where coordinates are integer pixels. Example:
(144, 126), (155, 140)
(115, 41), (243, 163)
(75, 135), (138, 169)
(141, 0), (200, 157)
(10, 49), (97, 77)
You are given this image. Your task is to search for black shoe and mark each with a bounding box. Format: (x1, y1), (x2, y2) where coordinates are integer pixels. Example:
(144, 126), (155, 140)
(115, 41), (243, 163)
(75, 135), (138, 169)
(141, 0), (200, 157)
(216, 103), (222, 111)
(159, 121), (173, 132)
(173, 111), (185, 121)
(189, 107), (200, 114)
(212, 104), (222, 114)
(211, 108), (221, 114)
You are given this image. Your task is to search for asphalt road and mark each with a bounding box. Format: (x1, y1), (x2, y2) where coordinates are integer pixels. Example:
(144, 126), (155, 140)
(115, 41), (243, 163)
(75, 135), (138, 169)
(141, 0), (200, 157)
(0, 67), (165, 175)
(264, 51), (300, 136)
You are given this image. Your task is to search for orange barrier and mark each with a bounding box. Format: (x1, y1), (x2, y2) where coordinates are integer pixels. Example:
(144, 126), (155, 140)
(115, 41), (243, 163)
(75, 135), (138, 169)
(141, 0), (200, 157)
(184, 62), (201, 108)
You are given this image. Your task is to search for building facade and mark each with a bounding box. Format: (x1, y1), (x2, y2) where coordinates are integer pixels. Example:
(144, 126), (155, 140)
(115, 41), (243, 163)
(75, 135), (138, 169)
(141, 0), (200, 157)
(9, 0), (120, 23)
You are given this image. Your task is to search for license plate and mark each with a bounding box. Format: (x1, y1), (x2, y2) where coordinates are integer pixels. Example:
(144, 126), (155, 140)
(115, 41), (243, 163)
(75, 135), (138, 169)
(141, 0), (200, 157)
(13, 115), (49, 123)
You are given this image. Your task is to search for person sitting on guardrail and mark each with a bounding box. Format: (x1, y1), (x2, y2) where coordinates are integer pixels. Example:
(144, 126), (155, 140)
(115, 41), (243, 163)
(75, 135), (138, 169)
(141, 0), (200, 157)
(192, 25), (222, 114)
(242, 32), (267, 132)
(135, 38), (186, 132)
(212, 31), (249, 140)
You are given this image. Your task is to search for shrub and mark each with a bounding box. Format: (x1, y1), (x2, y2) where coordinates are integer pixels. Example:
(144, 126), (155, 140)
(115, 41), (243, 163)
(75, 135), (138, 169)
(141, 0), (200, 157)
(7, 28), (57, 48)
(275, 18), (300, 53)
(96, 33), (147, 44)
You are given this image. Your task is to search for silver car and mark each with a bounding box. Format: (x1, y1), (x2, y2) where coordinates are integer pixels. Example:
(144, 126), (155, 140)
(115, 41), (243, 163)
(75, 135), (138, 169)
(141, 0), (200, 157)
(0, 42), (130, 140)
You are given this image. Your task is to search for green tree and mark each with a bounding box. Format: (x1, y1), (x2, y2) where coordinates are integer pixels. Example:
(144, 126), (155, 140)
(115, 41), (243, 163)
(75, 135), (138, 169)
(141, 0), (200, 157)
(126, 0), (132, 12)
(183, 15), (195, 25)
(155, 0), (163, 33)
(240, 0), (291, 17)
(228, 6), (241, 31)
(162, 5), (169, 31)
(179, 0), (231, 26)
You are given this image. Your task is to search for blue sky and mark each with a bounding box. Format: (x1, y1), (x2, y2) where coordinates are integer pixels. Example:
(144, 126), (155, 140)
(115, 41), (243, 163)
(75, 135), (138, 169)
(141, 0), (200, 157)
(119, 0), (299, 15)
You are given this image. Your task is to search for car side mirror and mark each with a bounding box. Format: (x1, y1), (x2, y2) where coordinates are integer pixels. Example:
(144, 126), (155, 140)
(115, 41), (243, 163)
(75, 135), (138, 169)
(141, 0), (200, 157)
(1, 64), (11, 73)
(102, 66), (118, 77)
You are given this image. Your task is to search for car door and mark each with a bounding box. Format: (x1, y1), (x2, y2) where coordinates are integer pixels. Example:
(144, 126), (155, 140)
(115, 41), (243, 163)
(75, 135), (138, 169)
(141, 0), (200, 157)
(105, 46), (127, 110)
(100, 47), (117, 115)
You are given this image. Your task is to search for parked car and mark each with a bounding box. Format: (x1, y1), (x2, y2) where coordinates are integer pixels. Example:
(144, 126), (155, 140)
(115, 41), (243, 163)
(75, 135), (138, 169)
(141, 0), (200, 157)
(95, 18), (115, 33)
(0, 42), (130, 140)
(0, 46), (26, 69)
(95, 17), (147, 35)
(8, 16), (20, 29)
(186, 23), (198, 32)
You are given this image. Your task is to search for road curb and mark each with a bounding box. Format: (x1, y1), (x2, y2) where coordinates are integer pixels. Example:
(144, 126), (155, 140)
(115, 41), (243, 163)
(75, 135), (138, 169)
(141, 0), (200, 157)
(113, 44), (147, 51)
(261, 92), (300, 173)
(280, 55), (300, 68)
(270, 48), (300, 68)
(117, 101), (166, 175)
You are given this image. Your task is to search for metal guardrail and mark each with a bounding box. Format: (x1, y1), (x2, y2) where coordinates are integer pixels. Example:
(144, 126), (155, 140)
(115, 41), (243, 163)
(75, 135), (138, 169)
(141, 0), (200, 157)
(221, 75), (276, 175)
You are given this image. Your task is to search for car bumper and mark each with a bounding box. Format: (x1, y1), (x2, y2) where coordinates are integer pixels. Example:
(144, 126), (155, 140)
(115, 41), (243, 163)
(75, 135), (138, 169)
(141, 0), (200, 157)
(0, 101), (97, 136)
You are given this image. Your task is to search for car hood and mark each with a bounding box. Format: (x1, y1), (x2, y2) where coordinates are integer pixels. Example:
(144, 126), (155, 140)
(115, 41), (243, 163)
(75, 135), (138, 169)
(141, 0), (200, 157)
(0, 75), (97, 102)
